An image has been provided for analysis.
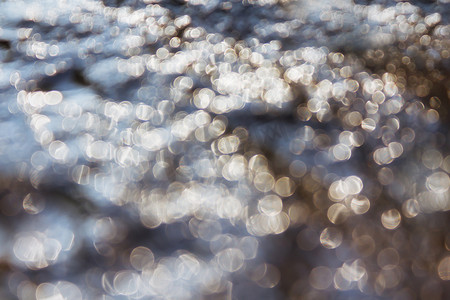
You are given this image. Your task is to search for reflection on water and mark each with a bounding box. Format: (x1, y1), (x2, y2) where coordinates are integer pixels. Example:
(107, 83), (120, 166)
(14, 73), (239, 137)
(0, 0), (449, 299)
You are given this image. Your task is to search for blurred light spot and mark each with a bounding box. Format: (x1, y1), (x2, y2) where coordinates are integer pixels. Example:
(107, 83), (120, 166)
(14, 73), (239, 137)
(381, 209), (401, 230)
(198, 220), (222, 241)
(36, 283), (60, 300)
(130, 246), (154, 271)
(17, 281), (37, 300)
(320, 227), (343, 249)
(54, 281), (82, 300)
(48, 140), (69, 162)
(378, 167), (394, 185)
(438, 256), (450, 280)
(328, 180), (348, 201)
(297, 228), (319, 251)
(373, 147), (393, 165)
(253, 172), (275, 192)
(379, 266), (402, 289)
(350, 195), (370, 215)
(218, 135), (240, 154)
(44, 91), (63, 105)
(334, 268), (352, 291)
(13, 232), (62, 269)
(94, 217), (117, 242)
(23, 193), (45, 214)
(442, 155), (450, 173)
(424, 13), (441, 27)
(222, 155), (247, 181)
(361, 118), (376, 132)
(333, 144), (351, 161)
(238, 237), (258, 259)
(135, 104), (153, 121)
(274, 176), (295, 197)
(341, 259), (366, 282)
(402, 199), (420, 218)
(388, 142), (403, 159)
(377, 248), (399, 270)
(30, 151), (49, 171)
(216, 248), (245, 272)
(344, 176), (363, 195)
(114, 271), (140, 296)
(141, 128), (169, 151)
(309, 266), (333, 290)
(251, 263), (281, 288)
(353, 235), (375, 257)
(328, 203), (350, 224)
(71, 165), (90, 185)
(288, 202), (310, 226)
(289, 160), (307, 178)
(422, 149), (443, 170)
(426, 172), (450, 193)
(258, 195), (282, 216)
